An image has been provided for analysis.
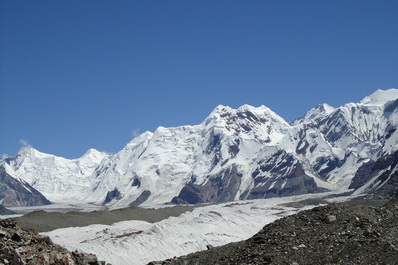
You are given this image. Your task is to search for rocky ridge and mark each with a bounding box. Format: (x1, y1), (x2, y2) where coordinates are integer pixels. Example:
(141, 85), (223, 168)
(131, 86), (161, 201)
(0, 219), (105, 265)
(156, 198), (398, 265)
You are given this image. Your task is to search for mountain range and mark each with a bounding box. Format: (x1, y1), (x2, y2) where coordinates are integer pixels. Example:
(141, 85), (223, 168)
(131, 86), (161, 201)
(1, 89), (398, 207)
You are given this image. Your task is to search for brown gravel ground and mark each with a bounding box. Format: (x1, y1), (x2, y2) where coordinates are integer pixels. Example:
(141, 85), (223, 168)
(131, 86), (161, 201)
(12, 205), (194, 232)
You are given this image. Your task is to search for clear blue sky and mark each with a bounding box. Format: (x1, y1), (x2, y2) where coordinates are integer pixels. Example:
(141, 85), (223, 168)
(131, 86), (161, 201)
(1, 0), (397, 159)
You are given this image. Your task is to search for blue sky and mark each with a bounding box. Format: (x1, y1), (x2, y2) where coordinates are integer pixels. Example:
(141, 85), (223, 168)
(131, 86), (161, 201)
(1, 0), (397, 159)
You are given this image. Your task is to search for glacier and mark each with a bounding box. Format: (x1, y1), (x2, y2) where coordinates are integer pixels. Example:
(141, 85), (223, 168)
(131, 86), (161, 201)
(43, 194), (328, 265)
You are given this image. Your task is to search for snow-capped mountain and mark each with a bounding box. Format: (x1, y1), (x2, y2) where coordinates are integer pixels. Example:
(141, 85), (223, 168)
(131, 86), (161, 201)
(2, 89), (398, 207)
(4, 147), (107, 202)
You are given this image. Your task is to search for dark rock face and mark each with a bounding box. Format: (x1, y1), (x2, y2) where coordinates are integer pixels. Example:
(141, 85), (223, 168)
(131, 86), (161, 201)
(312, 155), (344, 180)
(131, 177), (141, 187)
(349, 159), (379, 190)
(103, 188), (122, 204)
(0, 205), (15, 215)
(372, 171), (398, 198)
(247, 162), (325, 199)
(171, 184), (202, 205)
(319, 109), (352, 143)
(172, 150), (329, 205)
(159, 200), (398, 265)
(351, 150), (398, 199)
(172, 164), (242, 204)
(130, 190), (151, 206)
(0, 166), (51, 207)
(384, 98), (398, 116)
(244, 151), (327, 200)
(0, 219), (105, 265)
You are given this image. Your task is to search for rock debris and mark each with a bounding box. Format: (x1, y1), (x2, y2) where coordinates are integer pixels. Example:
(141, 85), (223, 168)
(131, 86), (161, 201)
(154, 199), (398, 265)
(0, 219), (107, 265)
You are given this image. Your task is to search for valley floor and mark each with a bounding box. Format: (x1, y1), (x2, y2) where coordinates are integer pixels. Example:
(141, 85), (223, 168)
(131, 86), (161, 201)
(40, 193), (339, 265)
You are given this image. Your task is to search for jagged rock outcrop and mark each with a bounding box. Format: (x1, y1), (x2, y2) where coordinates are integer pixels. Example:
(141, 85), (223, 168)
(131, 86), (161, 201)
(0, 219), (105, 265)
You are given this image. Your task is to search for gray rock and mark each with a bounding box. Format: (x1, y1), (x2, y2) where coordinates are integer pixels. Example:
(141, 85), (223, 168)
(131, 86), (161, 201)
(326, 215), (337, 223)
(0, 219), (105, 265)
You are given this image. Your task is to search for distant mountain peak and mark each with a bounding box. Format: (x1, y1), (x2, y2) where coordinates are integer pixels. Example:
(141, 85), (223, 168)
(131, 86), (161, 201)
(17, 146), (48, 159)
(317, 103), (335, 112)
(17, 145), (35, 155)
(125, 131), (154, 148)
(360, 88), (398, 106)
(237, 104), (288, 123)
(80, 148), (108, 165)
(83, 148), (101, 155)
(291, 103), (336, 125)
(206, 104), (288, 125)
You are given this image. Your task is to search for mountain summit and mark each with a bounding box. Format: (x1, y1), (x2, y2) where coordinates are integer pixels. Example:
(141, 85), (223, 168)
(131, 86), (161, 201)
(360, 88), (398, 106)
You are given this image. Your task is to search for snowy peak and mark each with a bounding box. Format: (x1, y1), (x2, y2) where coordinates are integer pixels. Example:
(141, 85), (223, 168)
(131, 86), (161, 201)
(203, 105), (232, 124)
(292, 103), (336, 125)
(205, 104), (288, 126)
(17, 146), (46, 159)
(321, 103), (336, 113)
(237, 104), (289, 126)
(202, 104), (290, 144)
(126, 131), (154, 147)
(360, 88), (398, 106)
(82, 148), (103, 157)
(80, 148), (108, 164)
